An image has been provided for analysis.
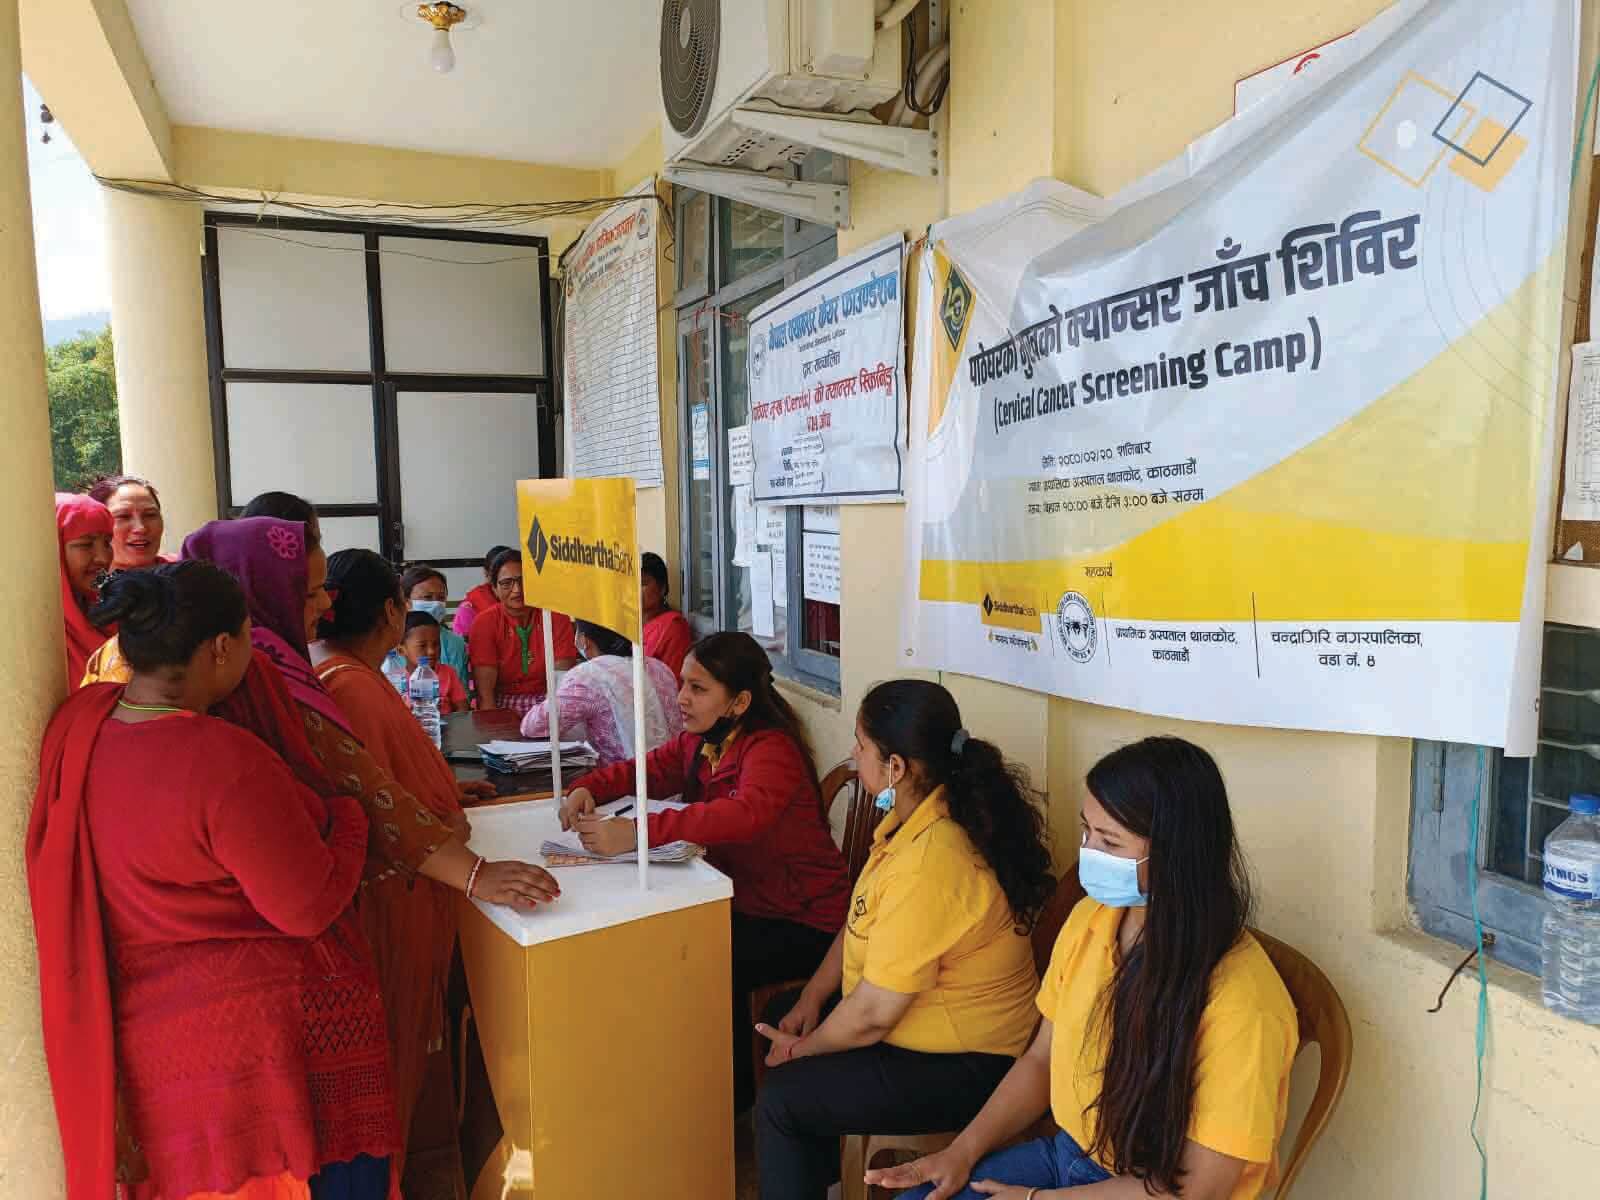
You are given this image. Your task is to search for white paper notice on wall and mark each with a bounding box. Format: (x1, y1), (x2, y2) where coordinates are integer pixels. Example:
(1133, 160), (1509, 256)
(728, 425), (754, 486)
(691, 404), (711, 481)
(563, 181), (663, 487)
(733, 484), (758, 567)
(757, 506), (787, 548)
(1563, 343), (1600, 521)
(750, 551), (776, 639)
(803, 532), (841, 604)
(803, 505), (840, 534)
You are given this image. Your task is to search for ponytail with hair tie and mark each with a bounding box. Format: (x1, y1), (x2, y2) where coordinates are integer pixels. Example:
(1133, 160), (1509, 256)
(859, 680), (1054, 930)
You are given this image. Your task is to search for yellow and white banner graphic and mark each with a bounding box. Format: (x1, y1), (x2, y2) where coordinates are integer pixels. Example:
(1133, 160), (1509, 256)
(903, 0), (1575, 751)
(517, 477), (640, 636)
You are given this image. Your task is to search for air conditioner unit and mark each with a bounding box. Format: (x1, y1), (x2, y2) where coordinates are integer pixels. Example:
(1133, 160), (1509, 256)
(660, 0), (938, 226)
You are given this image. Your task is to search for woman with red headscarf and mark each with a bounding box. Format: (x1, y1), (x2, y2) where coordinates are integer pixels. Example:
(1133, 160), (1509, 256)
(55, 493), (114, 690)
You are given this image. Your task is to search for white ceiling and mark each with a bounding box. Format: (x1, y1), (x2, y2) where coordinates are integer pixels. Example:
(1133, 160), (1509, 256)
(126, 0), (664, 169)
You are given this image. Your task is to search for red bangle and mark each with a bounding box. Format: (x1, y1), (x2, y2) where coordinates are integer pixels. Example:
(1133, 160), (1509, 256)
(465, 856), (485, 899)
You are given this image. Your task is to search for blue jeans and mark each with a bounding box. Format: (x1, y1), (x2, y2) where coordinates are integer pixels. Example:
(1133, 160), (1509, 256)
(897, 1129), (1112, 1198)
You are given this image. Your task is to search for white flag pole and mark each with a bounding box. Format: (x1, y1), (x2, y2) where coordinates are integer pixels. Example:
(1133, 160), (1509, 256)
(543, 607), (562, 808)
(634, 643), (649, 891)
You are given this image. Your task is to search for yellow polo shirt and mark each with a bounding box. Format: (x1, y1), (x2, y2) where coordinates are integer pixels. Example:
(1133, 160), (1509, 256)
(1037, 900), (1298, 1198)
(842, 787), (1039, 1057)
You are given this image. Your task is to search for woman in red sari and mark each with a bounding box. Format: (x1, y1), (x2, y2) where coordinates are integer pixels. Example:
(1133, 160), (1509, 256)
(55, 493), (115, 689)
(311, 549), (561, 1175)
(28, 561), (398, 1200)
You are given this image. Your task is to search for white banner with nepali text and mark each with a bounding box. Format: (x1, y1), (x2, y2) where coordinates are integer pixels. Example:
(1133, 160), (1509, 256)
(902, 0), (1576, 752)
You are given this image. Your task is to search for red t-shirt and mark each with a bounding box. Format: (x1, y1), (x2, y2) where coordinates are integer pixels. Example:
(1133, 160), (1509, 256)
(644, 610), (694, 680)
(467, 605), (576, 697)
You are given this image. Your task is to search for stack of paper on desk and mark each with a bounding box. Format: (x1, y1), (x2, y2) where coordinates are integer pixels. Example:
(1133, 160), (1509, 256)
(477, 739), (598, 774)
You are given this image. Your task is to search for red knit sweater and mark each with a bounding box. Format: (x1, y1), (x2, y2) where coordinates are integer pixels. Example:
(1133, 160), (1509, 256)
(85, 715), (397, 1197)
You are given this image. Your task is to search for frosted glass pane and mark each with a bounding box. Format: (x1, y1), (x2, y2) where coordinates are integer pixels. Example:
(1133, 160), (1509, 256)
(437, 566), (483, 601)
(397, 391), (537, 560)
(217, 228), (370, 371)
(319, 517), (382, 556)
(379, 237), (545, 376)
(226, 382), (377, 506)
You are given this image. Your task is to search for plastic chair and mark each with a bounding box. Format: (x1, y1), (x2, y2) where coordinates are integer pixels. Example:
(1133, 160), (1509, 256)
(749, 762), (882, 1090)
(843, 866), (1085, 1200)
(1249, 928), (1353, 1198)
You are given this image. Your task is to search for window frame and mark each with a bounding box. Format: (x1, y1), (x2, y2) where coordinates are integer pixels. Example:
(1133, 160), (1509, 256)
(672, 183), (842, 693)
(200, 212), (556, 567)
(1408, 740), (1545, 976)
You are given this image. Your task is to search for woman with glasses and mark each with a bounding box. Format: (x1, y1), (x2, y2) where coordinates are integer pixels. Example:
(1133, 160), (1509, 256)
(467, 547), (577, 715)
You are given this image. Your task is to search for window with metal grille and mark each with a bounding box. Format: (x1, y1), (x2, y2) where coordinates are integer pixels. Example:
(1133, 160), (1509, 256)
(1409, 623), (1600, 975)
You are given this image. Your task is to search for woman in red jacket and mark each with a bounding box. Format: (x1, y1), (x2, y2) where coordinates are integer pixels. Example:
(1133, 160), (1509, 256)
(565, 630), (849, 1110)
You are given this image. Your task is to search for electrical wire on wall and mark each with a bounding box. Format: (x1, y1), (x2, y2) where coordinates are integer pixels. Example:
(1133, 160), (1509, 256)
(94, 176), (675, 255)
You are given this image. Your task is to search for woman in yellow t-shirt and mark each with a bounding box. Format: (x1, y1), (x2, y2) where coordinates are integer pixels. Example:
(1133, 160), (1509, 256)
(753, 680), (1055, 1200)
(869, 736), (1298, 1200)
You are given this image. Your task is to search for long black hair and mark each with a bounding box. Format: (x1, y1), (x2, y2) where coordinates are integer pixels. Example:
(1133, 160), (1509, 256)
(686, 632), (817, 791)
(857, 679), (1053, 929)
(90, 562), (247, 673)
(241, 491), (321, 547)
(318, 549), (401, 640)
(1083, 736), (1253, 1196)
(575, 619), (631, 657)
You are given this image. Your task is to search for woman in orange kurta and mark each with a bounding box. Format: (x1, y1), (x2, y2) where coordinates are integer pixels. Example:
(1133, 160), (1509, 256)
(311, 548), (562, 1176)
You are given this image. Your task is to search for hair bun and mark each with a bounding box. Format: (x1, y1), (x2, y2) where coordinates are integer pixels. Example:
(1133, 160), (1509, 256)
(90, 569), (173, 634)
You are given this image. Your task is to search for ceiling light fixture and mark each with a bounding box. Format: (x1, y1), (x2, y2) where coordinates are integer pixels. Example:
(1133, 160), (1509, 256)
(417, 2), (468, 74)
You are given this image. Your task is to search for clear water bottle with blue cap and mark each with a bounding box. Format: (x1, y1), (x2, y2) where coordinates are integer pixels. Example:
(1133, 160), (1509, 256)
(409, 656), (442, 750)
(382, 652), (408, 697)
(1541, 792), (1600, 1022)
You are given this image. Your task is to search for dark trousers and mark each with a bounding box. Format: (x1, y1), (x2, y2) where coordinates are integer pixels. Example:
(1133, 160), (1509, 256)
(732, 913), (837, 1113)
(754, 989), (1014, 1200)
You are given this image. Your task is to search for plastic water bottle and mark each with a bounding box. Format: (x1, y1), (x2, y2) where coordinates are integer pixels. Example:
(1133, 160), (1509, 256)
(1541, 792), (1600, 1022)
(382, 653), (408, 698)
(409, 657), (442, 750)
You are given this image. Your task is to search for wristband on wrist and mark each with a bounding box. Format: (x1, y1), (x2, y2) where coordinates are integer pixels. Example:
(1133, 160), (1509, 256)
(465, 855), (485, 898)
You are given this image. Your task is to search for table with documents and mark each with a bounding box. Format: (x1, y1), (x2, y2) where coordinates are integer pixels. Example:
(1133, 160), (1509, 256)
(459, 796), (734, 1200)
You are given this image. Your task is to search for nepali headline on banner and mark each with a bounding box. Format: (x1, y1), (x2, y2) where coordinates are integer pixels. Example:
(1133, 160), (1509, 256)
(902, 0), (1576, 753)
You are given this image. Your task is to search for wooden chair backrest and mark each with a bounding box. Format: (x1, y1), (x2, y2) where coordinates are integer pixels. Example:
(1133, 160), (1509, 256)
(1030, 864), (1085, 975)
(819, 760), (881, 886)
(1249, 928), (1354, 1198)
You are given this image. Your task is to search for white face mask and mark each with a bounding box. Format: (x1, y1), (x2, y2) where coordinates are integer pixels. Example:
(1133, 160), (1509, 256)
(1078, 844), (1149, 908)
(411, 599), (447, 623)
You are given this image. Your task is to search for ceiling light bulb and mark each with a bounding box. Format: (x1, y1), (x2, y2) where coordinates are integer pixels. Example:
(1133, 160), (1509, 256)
(429, 28), (455, 73)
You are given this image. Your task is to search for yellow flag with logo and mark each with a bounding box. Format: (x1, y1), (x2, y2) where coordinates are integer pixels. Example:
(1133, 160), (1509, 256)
(515, 478), (640, 638)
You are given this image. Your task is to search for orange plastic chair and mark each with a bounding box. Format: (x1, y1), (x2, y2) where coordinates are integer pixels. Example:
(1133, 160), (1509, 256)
(1248, 928), (1353, 1198)
(749, 762), (881, 1090)
(842, 866), (1085, 1200)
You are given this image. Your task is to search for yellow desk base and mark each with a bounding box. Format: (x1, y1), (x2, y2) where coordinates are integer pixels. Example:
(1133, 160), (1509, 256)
(460, 895), (734, 1200)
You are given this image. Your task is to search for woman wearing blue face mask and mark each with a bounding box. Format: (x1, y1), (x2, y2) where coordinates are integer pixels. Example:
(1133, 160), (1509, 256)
(752, 679), (1055, 1200)
(870, 736), (1298, 1200)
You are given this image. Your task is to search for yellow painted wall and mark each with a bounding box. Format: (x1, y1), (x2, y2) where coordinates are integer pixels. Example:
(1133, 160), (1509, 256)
(636, 0), (1600, 1193)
